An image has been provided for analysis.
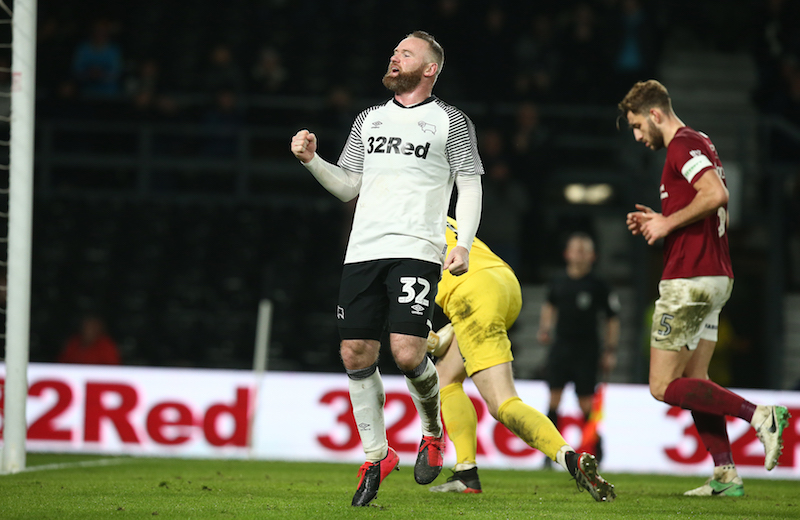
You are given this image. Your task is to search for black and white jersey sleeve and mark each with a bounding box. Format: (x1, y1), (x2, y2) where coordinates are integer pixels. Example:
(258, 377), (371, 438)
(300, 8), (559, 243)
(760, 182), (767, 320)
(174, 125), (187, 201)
(438, 99), (484, 178)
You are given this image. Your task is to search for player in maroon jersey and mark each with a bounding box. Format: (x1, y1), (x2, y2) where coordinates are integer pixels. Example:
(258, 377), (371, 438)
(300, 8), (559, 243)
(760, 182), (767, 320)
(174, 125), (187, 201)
(619, 80), (790, 497)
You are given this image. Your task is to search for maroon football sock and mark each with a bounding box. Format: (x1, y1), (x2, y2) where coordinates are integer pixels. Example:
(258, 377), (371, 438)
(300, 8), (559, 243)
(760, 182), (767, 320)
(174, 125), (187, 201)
(692, 411), (733, 466)
(664, 378), (756, 422)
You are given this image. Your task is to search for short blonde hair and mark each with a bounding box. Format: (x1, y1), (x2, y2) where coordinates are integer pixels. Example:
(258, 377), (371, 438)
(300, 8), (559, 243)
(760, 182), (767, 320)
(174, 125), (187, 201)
(408, 30), (444, 77)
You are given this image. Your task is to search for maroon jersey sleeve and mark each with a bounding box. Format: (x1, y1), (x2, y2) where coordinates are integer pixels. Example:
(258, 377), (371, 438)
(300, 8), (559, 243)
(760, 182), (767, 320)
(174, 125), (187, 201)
(660, 128), (733, 279)
(665, 132), (718, 188)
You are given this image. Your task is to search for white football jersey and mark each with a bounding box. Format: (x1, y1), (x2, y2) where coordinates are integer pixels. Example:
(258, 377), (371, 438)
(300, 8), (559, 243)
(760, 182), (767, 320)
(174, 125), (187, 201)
(338, 96), (484, 265)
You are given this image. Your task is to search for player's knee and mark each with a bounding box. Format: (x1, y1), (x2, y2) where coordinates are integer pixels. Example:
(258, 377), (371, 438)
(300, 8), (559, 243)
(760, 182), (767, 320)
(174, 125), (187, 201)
(340, 340), (377, 370)
(393, 348), (425, 373)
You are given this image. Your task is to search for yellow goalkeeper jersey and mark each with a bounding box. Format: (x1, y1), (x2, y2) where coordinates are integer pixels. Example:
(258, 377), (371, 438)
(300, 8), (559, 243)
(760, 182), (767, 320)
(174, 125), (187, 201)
(436, 217), (514, 309)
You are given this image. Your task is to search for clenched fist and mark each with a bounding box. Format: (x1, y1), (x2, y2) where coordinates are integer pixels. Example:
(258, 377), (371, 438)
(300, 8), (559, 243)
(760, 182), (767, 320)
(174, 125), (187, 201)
(291, 129), (317, 164)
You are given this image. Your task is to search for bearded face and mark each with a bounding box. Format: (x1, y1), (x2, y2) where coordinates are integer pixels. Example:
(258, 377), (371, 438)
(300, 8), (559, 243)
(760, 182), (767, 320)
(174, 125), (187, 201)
(646, 117), (665, 150)
(382, 62), (426, 94)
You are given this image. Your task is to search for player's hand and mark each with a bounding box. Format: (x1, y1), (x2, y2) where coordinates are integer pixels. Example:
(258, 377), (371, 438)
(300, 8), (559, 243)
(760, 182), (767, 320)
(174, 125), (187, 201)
(444, 246), (469, 276)
(291, 129), (317, 164)
(626, 203), (654, 236)
(639, 212), (672, 245)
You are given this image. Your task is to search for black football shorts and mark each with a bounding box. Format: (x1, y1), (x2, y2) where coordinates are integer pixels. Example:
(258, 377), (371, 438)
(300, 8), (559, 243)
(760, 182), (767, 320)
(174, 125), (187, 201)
(337, 258), (441, 340)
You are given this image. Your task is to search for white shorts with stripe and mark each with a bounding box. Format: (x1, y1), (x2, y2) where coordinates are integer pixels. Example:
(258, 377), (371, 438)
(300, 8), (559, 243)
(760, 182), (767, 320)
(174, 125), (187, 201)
(651, 276), (734, 351)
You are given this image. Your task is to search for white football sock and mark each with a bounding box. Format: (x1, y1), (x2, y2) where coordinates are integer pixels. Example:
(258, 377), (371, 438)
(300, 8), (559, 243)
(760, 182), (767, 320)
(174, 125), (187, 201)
(348, 367), (388, 462)
(405, 357), (443, 438)
(556, 444), (573, 473)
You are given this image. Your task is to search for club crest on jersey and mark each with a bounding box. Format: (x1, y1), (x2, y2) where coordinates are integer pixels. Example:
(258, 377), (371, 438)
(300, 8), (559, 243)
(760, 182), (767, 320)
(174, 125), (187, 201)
(366, 136), (431, 159)
(418, 121), (436, 134)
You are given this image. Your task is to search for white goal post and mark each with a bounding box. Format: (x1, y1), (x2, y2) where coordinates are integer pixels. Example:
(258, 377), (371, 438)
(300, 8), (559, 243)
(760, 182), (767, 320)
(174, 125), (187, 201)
(1, 0), (37, 474)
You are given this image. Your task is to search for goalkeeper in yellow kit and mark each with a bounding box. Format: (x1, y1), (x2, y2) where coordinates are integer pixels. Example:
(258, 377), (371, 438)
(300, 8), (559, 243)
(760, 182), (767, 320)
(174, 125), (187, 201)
(426, 218), (616, 502)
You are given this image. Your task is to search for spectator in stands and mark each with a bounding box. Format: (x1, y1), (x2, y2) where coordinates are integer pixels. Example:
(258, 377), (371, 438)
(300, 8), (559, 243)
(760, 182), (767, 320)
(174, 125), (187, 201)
(320, 85), (357, 143)
(752, 0), (800, 111)
(510, 101), (551, 169)
(201, 43), (245, 95)
(472, 4), (514, 100)
(58, 314), (121, 365)
(201, 88), (244, 157)
(71, 18), (123, 98)
(558, 2), (612, 104)
(250, 46), (288, 95)
(609, 0), (659, 98)
(125, 58), (160, 100)
(427, 0), (473, 100)
(514, 13), (561, 102)
(124, 58), (166, 122)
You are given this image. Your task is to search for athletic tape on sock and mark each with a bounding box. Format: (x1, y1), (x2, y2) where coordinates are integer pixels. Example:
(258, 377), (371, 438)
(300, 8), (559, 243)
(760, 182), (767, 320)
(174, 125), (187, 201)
(347, 361), (378, 380)
(402, 356), (430, 379)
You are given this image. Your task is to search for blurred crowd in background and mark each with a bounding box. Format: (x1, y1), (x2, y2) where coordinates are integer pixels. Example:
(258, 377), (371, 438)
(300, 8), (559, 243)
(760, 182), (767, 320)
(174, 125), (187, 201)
(1, 0), (798, 386)
(28, 0), (800, 126)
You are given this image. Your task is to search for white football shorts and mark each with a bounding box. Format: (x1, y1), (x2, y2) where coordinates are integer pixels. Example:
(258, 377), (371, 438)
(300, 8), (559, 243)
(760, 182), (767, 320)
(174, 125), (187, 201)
(650, 276), (734, 351)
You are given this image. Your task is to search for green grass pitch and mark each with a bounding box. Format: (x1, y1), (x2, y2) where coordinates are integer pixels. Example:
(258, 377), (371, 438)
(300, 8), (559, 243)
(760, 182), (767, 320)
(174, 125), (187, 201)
(0, 453), (798, 519)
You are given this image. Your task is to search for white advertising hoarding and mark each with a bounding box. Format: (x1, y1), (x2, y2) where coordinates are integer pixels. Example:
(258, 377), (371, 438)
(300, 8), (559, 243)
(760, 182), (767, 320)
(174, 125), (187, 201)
(1, 363), (798, 479)
(0, 364), (256, 459)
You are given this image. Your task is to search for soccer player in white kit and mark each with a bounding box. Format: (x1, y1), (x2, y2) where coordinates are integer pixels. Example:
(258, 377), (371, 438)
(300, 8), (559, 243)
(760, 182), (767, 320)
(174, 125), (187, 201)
(621, 80), (790, 497)
(291, 31), (484, 507)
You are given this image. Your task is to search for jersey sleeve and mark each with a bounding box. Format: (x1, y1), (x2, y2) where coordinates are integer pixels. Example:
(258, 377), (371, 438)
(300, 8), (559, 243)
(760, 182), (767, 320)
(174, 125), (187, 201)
(445, 109), (485, 176)
(667, 134), (716, 185)
(337, 107), (372, 174)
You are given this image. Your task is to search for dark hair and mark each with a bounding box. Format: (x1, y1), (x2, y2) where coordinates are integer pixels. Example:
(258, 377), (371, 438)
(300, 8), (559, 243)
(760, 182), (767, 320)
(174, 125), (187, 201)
(566, 231), (595, 248)
(407, 30), (444, 77)
(618, 79), (672, 117)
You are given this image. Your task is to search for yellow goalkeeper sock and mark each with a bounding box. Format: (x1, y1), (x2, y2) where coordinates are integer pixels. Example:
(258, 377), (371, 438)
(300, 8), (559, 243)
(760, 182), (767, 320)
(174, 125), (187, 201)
(497, 396), (568, 461)
(441, 382), (478, 467)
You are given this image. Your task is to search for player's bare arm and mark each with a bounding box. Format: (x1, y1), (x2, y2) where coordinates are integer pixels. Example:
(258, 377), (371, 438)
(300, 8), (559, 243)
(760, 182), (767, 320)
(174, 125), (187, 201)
(290, 129), (316, 163)
(444, 245), (469, 276)
(537, 302), (556, 344)
(639, 170), (728, 245)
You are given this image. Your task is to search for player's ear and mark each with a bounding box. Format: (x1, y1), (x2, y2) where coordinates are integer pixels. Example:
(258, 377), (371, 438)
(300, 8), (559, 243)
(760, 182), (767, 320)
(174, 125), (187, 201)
(649, 107), (662, 124)
(425, 62), (438, 78)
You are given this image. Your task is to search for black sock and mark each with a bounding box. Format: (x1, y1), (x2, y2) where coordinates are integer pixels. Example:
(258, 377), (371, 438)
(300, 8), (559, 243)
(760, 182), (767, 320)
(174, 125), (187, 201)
(565, 450), (579, 477)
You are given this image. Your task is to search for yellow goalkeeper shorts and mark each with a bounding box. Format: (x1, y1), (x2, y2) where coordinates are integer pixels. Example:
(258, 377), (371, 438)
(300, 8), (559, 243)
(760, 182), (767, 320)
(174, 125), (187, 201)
(442, 267), (521, 376)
